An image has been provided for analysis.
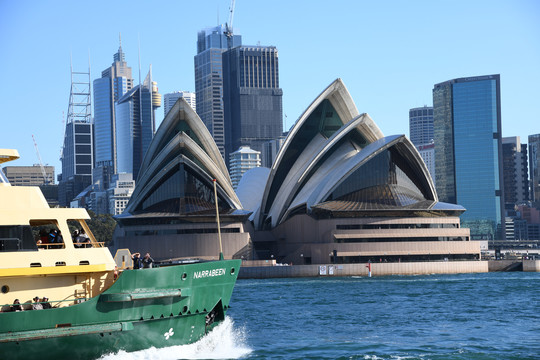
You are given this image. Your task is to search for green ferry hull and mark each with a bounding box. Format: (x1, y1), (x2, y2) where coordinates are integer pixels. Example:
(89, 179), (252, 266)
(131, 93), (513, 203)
(0, 259), (241, 360)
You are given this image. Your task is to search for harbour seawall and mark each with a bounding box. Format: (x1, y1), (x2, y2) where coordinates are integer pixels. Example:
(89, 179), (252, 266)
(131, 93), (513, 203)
(523, 260), (540, 272)
(238, 260), (489, 279)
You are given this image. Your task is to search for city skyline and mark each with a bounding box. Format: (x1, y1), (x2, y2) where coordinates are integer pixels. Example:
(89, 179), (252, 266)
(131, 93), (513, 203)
(1, 0), (539, 174)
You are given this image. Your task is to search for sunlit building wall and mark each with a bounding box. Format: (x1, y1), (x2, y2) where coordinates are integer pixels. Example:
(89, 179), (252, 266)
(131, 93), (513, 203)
(433, 75), (504, 240)
(194, 25), (242, 159)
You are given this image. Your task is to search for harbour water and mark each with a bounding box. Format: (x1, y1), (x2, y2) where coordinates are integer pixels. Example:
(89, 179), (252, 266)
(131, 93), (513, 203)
(101, 272), (539, 359)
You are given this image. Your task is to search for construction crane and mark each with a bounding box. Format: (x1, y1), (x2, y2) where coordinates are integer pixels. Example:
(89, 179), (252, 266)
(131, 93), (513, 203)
(32, 134), (49, 185)
(224, 0), (236, 46)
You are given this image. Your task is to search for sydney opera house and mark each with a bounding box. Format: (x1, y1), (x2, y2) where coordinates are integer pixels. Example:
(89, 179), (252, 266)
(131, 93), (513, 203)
(113, 79), (482, 268)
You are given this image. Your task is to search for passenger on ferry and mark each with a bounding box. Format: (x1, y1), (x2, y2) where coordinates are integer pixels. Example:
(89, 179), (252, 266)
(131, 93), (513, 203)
(76, 229), (90, 248)
(131, 252), (142, 269)
(72, 230), (79, 247)
(142, 252), (154, 268)
(47, 229), (57, 244)
(56, 230), (64, 244)
(41, 297), (52, 309)
(32, 296), (43, 310)
(11, 299), (23, 312)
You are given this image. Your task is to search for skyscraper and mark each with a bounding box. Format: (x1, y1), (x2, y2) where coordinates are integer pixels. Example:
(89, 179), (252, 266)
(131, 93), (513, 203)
(59, 66), (93, 207)
(194, 25), (241, 159)
(115, 69), (161, 180)
(222, 45), (283, 165)
(163, 91), (196, 117)
(502, 136), (529, 207)
(529, 133), (540, 205)
(409, 106), (434, 147)
(433, 74), (504, 240)
(93, 39), (134, 188)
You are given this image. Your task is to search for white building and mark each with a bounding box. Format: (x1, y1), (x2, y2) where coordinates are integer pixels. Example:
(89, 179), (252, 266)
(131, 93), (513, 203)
(163, 91), (196, 118)
(229, 146), (261, 189)
(416, 142), (435, 186)
(107, 173), (135, 215)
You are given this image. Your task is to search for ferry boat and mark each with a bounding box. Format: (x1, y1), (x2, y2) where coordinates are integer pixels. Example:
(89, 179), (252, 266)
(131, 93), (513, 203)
(0, 149), (241, 359)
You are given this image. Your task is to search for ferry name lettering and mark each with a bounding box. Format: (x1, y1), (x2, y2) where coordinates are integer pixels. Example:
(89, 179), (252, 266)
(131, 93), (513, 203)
(193, 268), (226, 279)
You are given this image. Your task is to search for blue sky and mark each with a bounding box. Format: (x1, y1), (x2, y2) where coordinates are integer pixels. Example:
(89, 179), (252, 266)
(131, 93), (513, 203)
(1, 0), (539, 174)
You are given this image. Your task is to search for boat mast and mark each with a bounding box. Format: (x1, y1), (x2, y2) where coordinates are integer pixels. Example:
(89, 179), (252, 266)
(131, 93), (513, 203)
(212, 179), (224, 260)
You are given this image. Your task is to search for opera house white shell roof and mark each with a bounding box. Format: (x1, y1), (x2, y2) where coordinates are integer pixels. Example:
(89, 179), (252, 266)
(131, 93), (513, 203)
(236, 79), (459, 230)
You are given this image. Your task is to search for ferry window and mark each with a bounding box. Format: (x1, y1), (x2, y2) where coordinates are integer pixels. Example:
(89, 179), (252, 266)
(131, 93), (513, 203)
(29, 221), (64, 250)
(0, 225), (37, 251)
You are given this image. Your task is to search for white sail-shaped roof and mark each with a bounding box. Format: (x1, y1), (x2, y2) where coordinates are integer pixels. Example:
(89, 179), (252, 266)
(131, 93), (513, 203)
(257, 79), (384, 228)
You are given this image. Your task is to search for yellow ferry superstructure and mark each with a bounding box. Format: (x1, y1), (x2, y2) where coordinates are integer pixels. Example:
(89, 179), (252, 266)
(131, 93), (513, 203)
(0, 148), (241, 359)
(0, 149), (116, 309)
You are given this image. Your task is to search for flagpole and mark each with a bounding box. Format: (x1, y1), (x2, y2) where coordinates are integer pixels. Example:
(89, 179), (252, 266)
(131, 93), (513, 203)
(213, 179), (224, 260)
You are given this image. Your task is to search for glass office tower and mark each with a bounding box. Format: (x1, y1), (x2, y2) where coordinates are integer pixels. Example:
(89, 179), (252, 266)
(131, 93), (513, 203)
(433, 75), (504, 239)
(93, 41), (133, 189)
(529, 134), (540, 205)
(194, 25), (241, 159)
(222, 45), (283, 166)
(115, 69), (161, 180)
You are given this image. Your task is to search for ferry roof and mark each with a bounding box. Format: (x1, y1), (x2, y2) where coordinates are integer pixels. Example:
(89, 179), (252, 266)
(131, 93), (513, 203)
(0, 149), (20, 164)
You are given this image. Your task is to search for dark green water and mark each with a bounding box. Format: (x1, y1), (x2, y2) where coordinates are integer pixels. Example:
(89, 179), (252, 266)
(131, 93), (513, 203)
(228, 272), (539, 359)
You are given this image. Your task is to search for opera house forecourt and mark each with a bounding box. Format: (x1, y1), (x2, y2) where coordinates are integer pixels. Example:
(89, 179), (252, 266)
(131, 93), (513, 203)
(112, 79), (487, 276)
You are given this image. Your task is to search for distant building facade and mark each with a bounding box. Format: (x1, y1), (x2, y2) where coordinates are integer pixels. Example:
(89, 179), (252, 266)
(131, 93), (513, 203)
(261, 137), (286, 168)
(3, 165), (58, 207)
(415, 142), (435, 186)
(229, 146), (261, 189)
(223, 45), (283, 166)
(194, 25), (242, 159)
(409, 106), (433, 146)
(502, 136), (529, 207)
(2, 165), (54, 186)
(163, 91), (196, 117)
(93, 40), (134, 189)
(115, 69), (161, 180)
(59, 67), (93, 207)
(107, 173), (135, 215)
(529, 134), (540, 206)
(433, 75), (504, 240)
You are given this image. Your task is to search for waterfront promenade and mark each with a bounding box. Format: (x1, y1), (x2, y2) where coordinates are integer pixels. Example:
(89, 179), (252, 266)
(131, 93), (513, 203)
(238, 259), (540, 279)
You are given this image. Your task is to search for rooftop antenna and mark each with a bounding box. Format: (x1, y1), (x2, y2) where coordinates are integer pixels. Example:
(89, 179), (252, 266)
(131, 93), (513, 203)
(224, 0), (236, 48)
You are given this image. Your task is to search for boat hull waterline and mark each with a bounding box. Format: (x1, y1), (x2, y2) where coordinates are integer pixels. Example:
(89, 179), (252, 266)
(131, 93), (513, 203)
(0, 259), (241, 360)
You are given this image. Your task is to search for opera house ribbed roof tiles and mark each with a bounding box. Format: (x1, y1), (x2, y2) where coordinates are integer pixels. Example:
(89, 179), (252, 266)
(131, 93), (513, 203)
(123, 98), (242, 217)
(247, 78), (461, 230)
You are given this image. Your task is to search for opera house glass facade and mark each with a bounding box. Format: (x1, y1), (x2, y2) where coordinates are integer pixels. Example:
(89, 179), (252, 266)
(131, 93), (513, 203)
(114, 79), (481, 268)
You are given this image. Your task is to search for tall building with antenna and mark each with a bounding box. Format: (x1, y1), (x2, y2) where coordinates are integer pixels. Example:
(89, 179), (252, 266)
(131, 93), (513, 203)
(93, 36), (134, 190)
(194, 24), (241, 159)
(58, 63), (93, 207)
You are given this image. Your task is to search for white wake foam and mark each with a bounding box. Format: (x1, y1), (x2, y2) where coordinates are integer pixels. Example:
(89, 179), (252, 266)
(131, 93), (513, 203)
(99, 317), (251, 360)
